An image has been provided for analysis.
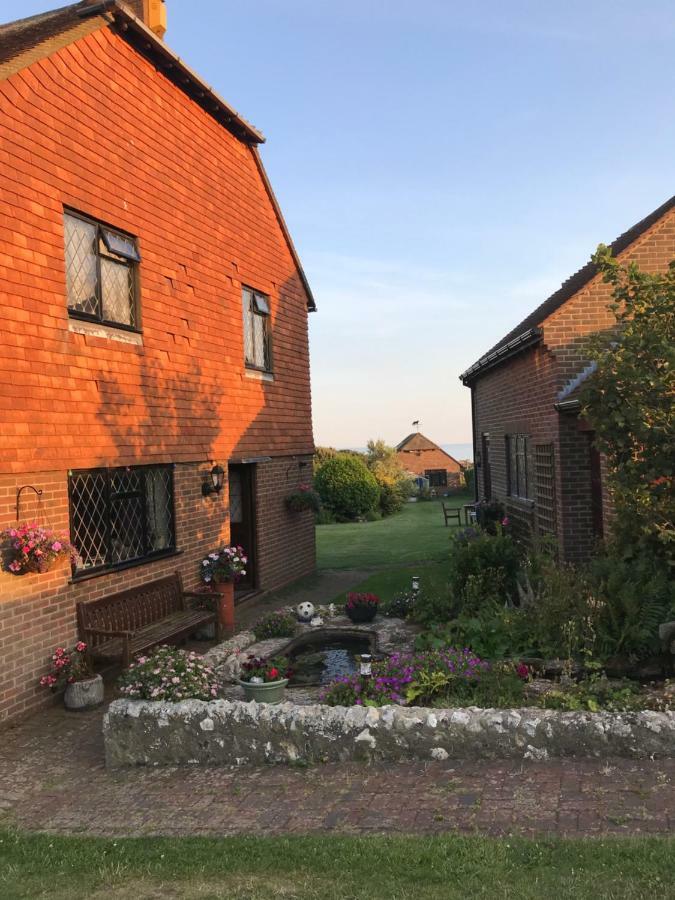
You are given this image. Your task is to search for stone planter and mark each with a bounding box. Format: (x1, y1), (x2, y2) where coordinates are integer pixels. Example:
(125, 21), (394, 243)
(64, 674), (104, 710)
(346, 606), (377, 624)
(237, 678), (289, 704)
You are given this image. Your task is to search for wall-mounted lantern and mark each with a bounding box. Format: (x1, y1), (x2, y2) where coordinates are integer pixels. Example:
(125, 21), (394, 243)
(202, 464), (225, 497)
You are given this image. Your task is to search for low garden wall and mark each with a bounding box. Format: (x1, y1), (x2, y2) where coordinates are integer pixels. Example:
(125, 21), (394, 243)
(103, 698), (675, 769)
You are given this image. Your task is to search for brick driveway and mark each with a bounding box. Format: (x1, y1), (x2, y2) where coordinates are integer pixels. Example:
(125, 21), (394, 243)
(0, 703), (673, 838)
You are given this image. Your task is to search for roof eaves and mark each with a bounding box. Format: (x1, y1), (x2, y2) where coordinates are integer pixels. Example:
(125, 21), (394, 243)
(459, 327), (542, 384)
(106, 2), (265, 145)
(251, 146), (316, 312)
(459, 194), (675, 384)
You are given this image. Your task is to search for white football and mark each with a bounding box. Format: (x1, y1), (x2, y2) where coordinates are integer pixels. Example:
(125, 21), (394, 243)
(296, 601), (315, 622)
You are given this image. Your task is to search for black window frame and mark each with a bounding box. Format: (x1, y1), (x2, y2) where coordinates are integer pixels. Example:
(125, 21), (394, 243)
(506, 433), (530, 500)
(242, 285), (273, 373)
(426, 469), (448, 488)
(63, 208), (142, 333)
(68, 463), (176, 579)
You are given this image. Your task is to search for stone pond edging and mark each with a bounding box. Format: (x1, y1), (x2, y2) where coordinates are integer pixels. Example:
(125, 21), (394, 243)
(103, 698), (675, 769)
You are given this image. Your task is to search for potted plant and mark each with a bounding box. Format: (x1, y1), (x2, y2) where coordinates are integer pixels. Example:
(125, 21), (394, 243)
(200, 545), (247, 637)
(39, 642), (103, 710)
(1, 523), (78, 576)
(285, 485), (321, 514)
(237, 655), (292, 704)
(345, 592), (380, 623)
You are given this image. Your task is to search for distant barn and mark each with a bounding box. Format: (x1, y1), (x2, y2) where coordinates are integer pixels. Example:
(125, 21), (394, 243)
(396, 433), (464, 492)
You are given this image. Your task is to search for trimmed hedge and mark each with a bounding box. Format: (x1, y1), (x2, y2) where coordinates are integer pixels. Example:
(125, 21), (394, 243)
(315, 454), (380, 520)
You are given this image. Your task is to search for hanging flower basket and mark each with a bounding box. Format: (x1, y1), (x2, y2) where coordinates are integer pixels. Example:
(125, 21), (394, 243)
(285, 485), (321, 514)
(1, 523), (78, 576)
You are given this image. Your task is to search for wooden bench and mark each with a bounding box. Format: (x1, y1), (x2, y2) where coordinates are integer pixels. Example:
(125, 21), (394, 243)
(76, 572), (218, 667)
(442, 503), (461, 527)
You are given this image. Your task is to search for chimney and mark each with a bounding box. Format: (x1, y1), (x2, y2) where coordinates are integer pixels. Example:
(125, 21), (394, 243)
(121, 0), (167, 39)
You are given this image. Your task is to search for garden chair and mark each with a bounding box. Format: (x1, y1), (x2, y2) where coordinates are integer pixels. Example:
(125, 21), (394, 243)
(441, 503), (461, 527)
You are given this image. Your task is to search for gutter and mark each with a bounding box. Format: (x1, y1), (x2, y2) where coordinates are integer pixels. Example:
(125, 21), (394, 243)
(459, 327), (542, 384)
(554, 398), (581, 413)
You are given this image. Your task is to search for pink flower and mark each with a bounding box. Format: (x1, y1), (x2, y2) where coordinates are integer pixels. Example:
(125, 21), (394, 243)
(516, 662), (529, 680)
(75, 641), (87, 652)
(501, 516), (510, 526)
(52, 541), (62, 552)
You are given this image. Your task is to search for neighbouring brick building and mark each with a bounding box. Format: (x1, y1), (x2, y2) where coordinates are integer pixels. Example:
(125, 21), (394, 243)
(396, 432), (464, 492)
(0, 0), (317, 723)
(460, 196), (675, 563)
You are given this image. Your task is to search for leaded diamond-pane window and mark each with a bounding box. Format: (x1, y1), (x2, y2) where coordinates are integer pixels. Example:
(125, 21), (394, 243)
(64, 210), (140, 330)
(242, 286), (272, 371)
(69, 465), (175, 575)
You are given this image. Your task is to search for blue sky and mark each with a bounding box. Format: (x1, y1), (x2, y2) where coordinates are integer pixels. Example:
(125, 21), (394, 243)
(5, 0), (675, 449)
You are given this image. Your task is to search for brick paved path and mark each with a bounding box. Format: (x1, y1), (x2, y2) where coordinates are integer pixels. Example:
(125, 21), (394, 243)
(1, 704), (673, 838)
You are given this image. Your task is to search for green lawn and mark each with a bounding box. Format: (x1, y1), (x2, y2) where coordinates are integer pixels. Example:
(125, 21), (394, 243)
(1, 830), (673, 899)
(316, 494), (471, 570)
(330, 558), (453, 605)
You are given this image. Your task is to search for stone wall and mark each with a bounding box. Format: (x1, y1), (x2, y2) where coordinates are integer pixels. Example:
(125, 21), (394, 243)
(104, 698), (675, 768)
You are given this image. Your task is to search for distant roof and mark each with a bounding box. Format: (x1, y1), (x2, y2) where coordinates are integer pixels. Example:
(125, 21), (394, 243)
(396, 432), (463, 467)
(460, 194), (675, 384)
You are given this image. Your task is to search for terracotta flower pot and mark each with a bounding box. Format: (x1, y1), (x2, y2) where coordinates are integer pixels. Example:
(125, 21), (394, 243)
(215, 580), (235, 637)
(237, 678), (289, 704)
(64, 674), (104, 710)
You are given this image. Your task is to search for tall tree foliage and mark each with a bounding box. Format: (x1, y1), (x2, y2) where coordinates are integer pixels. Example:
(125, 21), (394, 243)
(580, 246), (675, 565)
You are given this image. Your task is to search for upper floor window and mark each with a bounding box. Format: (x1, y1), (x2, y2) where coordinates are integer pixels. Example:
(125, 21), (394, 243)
(64, 210), (141, 331)
(69, 464), (175, 576)
(506, 433), (530, 500)
(242, 286), (272, 371)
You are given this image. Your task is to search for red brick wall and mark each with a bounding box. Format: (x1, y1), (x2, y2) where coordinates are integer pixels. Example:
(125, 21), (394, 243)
(397, 448), (463, 485)
(0, 25), (316, 723)
(254, 457), (316, 592)
(0, 25), (314, 474)
(470, 205), (675, 562)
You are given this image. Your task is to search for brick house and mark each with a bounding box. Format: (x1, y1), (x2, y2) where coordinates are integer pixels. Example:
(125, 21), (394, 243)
(396, 432), (464, 492)
(0, 0), (317, 723)
(460, 196), (675, 562)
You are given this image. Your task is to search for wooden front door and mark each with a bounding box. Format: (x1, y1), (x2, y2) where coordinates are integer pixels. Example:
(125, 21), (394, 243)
(228, 464), (257, 598)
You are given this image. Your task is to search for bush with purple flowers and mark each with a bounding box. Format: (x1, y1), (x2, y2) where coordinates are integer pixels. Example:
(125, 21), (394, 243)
(319, 648), (519, 707)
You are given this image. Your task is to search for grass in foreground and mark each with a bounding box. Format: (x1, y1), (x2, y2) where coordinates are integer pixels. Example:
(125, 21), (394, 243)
(316, 494), (472, 570)
(1, 830), (674, 900)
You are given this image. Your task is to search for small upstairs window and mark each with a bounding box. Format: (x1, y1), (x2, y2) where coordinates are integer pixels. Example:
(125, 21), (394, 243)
(64, 210), (141, 330)
(242, 286), (272, 371)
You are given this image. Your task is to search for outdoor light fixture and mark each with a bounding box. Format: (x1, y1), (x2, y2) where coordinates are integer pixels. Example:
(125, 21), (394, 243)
(359, 654), (372, 677)
(411, 576), (420, 593)
(202, 464), (225, 497)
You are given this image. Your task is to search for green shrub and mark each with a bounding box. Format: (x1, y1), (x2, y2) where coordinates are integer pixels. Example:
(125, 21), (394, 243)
(315, 454), (380, 520)
(589, 555), (675, 662)
(315, 507), (337, 525)
(378, 481), (406, 517)
(463, 466), (475, 496)
(364, 509), (382, 522)
(252, 609), (297, 640)
(448, 529), (521, 608)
